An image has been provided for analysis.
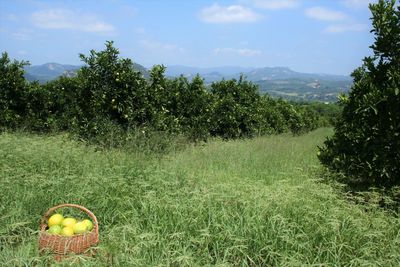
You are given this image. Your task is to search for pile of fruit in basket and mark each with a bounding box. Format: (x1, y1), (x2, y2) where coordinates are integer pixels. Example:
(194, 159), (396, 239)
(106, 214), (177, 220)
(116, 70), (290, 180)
(46, 213), (94, 236)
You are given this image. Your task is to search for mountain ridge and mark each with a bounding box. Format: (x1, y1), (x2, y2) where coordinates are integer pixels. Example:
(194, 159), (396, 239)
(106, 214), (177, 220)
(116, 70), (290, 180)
(164, 65), (352, 102)
(24, 63), (81, 83)
(165, 65), (351, 82)
(24, 62), (149, 83)
(24, 63), (352, 102)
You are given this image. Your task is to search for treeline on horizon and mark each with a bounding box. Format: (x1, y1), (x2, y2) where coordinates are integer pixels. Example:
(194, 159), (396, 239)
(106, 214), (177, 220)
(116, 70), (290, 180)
(0, 41), (341, 147)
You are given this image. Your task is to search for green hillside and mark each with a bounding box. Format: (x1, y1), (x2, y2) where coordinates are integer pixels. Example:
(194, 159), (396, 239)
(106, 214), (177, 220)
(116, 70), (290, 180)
(257, 78), (351, 102)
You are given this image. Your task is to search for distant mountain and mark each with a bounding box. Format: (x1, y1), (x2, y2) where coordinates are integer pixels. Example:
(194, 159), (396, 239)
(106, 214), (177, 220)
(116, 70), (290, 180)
(166, 65), (254, 77)
(165, 65), (352, 102)
(243, 67), (352, 82)
(132, 63), (149, 79)
(166, 65), (351, 82)
(25, 62), (149, 83)
(24, 63), (81, 83)
(24, 62), (352, 102)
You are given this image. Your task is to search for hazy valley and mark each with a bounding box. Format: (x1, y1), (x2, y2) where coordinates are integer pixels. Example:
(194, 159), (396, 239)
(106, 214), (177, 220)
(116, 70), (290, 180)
(25, 63), (352, 102)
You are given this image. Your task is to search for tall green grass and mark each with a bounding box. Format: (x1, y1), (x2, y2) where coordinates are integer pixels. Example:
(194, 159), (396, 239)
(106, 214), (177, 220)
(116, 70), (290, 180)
(1, 128), (399, 266)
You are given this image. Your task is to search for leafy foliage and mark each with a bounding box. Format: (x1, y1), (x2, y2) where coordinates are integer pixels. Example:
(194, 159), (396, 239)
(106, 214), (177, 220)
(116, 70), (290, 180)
(319, 0), (400, 187)
(41, 76), (82, 130)
(76, 41), (148, 137)
(1, 41), (331, 145)
(166, 75), (213, 141)
(210, 76), (263, 138)
(0, 52), (29, 128)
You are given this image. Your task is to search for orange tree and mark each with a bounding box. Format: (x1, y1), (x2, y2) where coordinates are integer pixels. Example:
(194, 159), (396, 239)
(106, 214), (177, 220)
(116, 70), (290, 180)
(165, 75), (213, 141)
(210, 76), (263, 138)
(0, 52), (29, 129)
(318, 0), (400, 187)
(76, 41), (148, 137)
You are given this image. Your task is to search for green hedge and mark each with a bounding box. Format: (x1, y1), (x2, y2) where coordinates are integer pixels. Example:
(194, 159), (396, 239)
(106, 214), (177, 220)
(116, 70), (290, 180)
(1, 42), (333, 143)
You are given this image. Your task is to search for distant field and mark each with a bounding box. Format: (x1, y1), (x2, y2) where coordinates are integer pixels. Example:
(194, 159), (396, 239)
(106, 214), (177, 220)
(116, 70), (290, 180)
(257, 79), (351, 102)
(1, 129), (399, 266)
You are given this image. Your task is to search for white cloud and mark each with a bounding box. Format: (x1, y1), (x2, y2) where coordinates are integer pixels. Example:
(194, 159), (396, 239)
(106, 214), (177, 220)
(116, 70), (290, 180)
(134, 27), (146, 34)
(252, 0), (300, 10)
(12, 32), (30, 40)
(17, 50), (27, 55)
(7, 14), (19, 22)
(341, 0), (376, 9)
(305, 7), (348, 21)
(11, 28), (34, 41)
(31, 9), (114, 33)
(199, 4), (263, 24)
(140, 40), (185, 53)
(85, 22), (114, 33)
(213, 47), (262, 57)
(325, 23), (368, 33)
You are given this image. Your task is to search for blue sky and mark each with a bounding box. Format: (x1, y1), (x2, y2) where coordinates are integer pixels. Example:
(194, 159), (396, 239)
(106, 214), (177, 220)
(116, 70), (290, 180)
(0, 0), (377, 75)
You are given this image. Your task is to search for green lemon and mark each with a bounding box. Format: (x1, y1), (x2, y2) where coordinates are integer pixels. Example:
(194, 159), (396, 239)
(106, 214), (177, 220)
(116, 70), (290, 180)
(73, 221), (88, 234)
(82, 219), (94, 231)
(47, 225), (62, 235)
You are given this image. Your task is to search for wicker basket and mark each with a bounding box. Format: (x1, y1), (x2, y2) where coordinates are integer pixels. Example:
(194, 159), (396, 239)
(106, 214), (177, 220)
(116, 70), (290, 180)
(38, 204), (99, 260)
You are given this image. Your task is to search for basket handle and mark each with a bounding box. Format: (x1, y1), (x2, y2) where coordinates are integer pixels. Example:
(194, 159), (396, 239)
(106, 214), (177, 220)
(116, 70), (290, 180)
(40, 204), (99, 236)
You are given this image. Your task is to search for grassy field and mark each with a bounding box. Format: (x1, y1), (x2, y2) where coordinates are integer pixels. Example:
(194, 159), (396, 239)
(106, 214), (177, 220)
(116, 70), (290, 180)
(1, 128), (399, 266)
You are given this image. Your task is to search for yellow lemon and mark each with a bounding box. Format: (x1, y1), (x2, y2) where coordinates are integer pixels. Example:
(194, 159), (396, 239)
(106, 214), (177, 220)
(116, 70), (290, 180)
(61, 226), (74, 237)
(47, 225), (62, 235)
(62, 217), (77, 228)
(48, 213), (64, 227)
(82, 219), (94, 231)
(73, 221), (87, 234)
